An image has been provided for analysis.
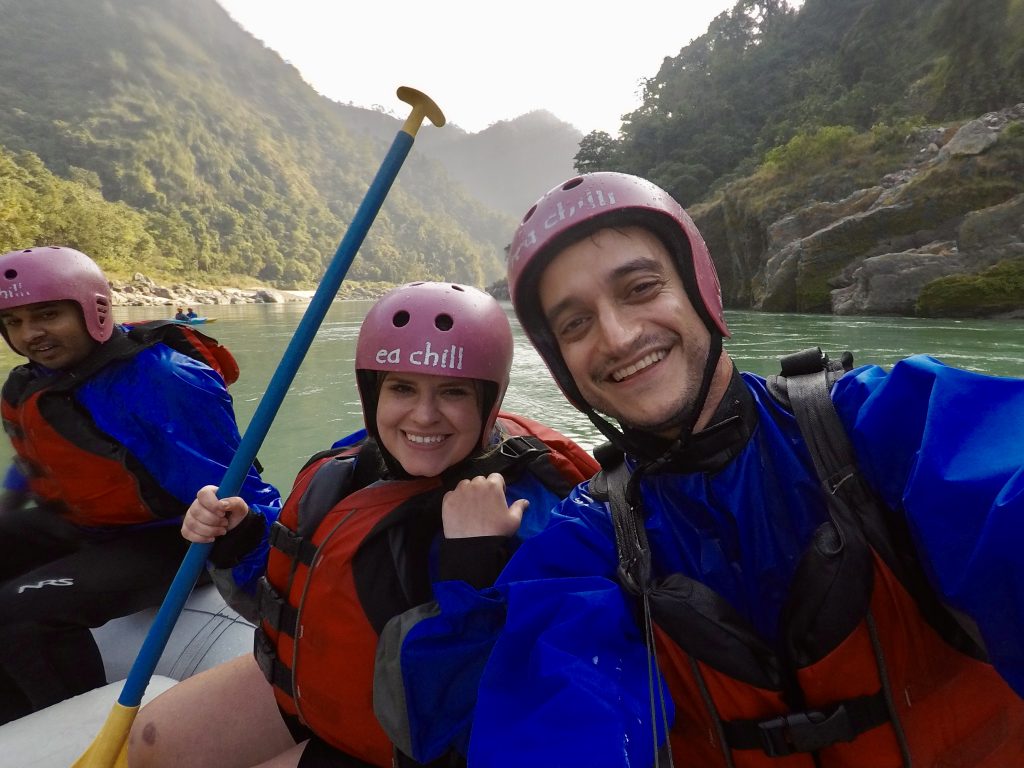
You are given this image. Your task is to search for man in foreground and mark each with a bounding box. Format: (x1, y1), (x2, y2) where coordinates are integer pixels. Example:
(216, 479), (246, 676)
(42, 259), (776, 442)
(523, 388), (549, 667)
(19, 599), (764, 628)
(377, 173), (1024, 767)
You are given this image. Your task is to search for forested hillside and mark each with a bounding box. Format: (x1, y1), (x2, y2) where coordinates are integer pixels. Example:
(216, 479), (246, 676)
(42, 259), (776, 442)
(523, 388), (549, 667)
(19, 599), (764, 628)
(418, 111), (582, 218)
(3, 0), (1021, 312)
(578, 0), (1023, 206)
(0, 0), (569, 287)
(573, 0), (1024, 317)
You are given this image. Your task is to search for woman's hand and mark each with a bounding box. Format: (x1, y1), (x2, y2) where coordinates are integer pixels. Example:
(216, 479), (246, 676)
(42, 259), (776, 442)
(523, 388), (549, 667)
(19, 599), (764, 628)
(442, 472), (528, 539)
(181, 484), (250, 543)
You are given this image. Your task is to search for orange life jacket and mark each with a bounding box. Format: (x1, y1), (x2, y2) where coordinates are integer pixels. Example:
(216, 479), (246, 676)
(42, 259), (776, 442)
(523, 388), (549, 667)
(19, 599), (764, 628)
(650, 547), (1024, 766)
(598, 353), (1024, 767)
(1, 321), (239, 527)
(255, 413), (598, 765)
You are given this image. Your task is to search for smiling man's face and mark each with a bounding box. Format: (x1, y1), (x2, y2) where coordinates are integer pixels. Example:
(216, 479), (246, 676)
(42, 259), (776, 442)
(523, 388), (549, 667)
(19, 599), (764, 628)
(538, 226), (711, 439)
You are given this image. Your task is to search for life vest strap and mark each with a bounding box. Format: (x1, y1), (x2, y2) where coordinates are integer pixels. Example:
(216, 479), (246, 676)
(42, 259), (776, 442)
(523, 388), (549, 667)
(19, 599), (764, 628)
(253, 627), (295, 696)
(256, 576), (299, 636)
(721, 691), (889, 756)
(439, 434), (550, 489)
(11, 455), (37, 478)
(268, 520), (317, 566)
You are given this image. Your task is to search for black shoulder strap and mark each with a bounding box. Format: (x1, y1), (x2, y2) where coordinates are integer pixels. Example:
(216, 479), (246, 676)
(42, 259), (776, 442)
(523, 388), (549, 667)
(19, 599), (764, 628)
(295, 440), (378, 537)
(591, 443), (652, 597)
(769, 347), (989, 656)
(439, 434), (550, 490)
(767, 348), (857, 495)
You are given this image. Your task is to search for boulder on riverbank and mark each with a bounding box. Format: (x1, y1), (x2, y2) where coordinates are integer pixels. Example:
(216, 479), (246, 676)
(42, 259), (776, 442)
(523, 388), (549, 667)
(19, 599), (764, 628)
(109, 275), (395, 307)
(109, 274), (307, 307)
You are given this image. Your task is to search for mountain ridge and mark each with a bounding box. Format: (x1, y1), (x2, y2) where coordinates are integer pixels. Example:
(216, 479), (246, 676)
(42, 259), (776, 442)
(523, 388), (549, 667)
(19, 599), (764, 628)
(0, 0), (579, 287)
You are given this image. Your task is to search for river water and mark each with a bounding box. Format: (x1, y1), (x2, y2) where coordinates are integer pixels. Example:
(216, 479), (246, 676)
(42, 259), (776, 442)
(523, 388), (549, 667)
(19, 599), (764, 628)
(3, 302), (1022, 497)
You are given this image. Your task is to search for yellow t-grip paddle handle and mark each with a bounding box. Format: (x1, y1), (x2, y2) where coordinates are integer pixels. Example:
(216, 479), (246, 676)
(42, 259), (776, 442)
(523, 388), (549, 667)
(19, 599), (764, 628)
(72, 86), (445, 768)
(397, 86), (445, 137)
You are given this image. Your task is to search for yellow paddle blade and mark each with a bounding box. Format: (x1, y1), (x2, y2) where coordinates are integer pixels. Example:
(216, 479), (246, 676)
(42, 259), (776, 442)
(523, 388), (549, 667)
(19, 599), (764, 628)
(70, 702), (136, 768)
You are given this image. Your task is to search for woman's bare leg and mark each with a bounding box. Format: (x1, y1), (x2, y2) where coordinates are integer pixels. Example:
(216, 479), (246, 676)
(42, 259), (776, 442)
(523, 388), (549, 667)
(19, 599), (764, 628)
(127, 654), (297, 768)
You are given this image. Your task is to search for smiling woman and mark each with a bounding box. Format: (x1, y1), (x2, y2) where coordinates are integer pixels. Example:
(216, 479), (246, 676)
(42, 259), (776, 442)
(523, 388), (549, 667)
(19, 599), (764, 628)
(127, 281), (598, 768)
(351, 282), (513, 476)
(374, 373), (482, 478)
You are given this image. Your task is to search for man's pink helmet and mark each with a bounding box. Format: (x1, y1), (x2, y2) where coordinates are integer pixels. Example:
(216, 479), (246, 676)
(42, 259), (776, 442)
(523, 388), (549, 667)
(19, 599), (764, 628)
(506, 172), (729, 411)
(0, 246), (113, 343)
(355, 281), (513, 448)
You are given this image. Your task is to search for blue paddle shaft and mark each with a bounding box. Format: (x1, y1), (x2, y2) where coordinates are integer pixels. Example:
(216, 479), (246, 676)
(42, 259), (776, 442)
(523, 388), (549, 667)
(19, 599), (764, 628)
(118, 130), (416, 707)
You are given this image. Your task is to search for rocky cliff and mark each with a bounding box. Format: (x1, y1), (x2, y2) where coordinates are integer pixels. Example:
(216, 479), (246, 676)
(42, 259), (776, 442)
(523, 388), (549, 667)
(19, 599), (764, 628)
(694, 104), (1024, 318)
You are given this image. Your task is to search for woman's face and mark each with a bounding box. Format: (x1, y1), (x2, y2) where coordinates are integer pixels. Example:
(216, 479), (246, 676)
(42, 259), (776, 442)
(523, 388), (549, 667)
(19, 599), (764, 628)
(375, 372), (483, 478)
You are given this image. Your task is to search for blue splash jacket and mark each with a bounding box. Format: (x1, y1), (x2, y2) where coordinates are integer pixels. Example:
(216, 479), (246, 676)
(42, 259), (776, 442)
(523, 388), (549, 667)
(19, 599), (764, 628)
(376, 356), (1024, 767)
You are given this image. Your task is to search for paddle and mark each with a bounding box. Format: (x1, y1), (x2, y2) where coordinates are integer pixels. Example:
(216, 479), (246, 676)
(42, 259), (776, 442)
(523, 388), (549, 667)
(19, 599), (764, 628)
(72, 86), (445, 768)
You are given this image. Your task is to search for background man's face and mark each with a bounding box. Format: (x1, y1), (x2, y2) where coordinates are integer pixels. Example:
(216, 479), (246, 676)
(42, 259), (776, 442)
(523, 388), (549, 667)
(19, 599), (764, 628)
(1, 300), (97, 370)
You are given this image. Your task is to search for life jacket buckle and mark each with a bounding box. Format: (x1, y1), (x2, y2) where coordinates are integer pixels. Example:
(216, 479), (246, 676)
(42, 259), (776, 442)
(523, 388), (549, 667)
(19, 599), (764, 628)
(268, 520), (316, 565)
(757, 705), (851, 757)
(498, 434), (545, 461)
(257, 576), (297, 636)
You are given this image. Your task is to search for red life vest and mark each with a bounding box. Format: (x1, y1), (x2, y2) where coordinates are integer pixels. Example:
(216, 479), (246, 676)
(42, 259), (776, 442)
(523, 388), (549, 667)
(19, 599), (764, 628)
(255, 413), (598, 765)
(597, 355), (1024, 767)
(1, 321), (239, 527)
(652, 548), (1024, 766)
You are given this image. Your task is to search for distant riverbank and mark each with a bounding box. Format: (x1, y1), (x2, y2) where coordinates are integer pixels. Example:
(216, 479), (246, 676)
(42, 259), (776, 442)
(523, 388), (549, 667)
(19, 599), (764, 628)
(108, 273), (392, 307)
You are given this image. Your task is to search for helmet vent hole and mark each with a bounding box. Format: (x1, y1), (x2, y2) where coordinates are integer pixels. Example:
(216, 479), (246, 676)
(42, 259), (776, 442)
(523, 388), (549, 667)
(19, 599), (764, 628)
(563, 178), (583, 191)
(392, 310), (410, 328)
(522, 204), (537, 224)
(451, 285), (464, 292)
(434, 313), (453, 331)
(3, 269), (17, 279)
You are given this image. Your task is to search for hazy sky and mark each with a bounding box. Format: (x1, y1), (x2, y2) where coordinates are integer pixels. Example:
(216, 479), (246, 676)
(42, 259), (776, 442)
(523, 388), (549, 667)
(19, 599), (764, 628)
(214, 1), (741, 136)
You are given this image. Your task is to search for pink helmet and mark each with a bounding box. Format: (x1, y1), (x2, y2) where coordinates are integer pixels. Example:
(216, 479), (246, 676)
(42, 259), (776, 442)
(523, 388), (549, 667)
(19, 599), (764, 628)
(355, 281), (513, 448)
(506, 172), (728, 411)
(0, 246), (113, 343)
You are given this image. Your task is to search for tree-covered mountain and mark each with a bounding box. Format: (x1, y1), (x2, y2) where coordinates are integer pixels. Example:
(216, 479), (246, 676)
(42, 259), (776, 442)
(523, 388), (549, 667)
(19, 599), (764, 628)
(337, 107), (581, 220)
(572, 0), (1024, 317)
(3, 0), (1021, 315)
(0, 0), (575, 287)
(578, 0), (1023, 207)
(417, 111), (582, 219)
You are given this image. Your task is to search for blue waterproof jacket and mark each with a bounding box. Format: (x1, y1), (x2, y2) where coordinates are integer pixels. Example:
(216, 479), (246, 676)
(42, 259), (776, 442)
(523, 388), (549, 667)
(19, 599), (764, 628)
(3, 331), (281, 591)
(376, 355), (1024, 767)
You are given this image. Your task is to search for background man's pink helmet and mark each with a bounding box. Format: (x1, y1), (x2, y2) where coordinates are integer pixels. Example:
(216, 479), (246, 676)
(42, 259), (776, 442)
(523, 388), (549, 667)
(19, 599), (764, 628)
(355, 281), (513, 449)
(506, 172), (729, 412)
(0, 246), (113, 343)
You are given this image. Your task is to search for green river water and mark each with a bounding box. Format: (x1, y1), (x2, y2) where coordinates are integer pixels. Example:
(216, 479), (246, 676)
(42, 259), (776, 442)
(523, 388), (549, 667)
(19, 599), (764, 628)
(3, 302), (1021, 497)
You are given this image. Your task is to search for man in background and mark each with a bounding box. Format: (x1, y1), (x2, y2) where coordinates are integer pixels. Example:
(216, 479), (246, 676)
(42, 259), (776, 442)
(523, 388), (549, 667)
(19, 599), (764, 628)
(0, 245), (280, 722)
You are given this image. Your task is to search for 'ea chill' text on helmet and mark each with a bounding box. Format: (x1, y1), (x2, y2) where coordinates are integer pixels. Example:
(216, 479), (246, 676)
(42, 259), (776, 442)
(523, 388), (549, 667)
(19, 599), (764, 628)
(355, 281), (513, 448)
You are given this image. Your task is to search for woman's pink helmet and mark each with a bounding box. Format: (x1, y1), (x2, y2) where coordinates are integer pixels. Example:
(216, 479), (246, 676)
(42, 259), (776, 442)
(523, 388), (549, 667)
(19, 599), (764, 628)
(506, 172), (729, 412)
(355, 281), (513, 449)
(0, 246), (113, 343)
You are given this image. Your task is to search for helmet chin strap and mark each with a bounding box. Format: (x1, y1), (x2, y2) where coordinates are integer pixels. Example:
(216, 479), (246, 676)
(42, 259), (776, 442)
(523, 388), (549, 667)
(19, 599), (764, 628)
(584, 332), (724, 468)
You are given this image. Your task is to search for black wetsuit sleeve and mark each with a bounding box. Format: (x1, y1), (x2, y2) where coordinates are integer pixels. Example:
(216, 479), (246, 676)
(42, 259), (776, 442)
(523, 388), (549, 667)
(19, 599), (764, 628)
(438, 536), (512, 590)
(208, 510), (265, 568)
